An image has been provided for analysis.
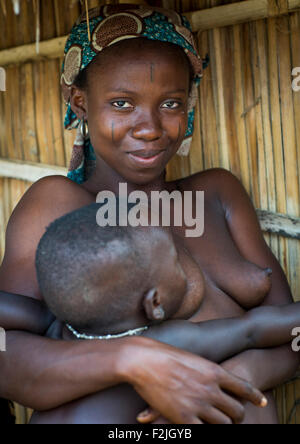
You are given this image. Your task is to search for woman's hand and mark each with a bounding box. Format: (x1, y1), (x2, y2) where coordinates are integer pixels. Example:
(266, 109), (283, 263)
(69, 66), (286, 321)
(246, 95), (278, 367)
(118, 337), (267, 424)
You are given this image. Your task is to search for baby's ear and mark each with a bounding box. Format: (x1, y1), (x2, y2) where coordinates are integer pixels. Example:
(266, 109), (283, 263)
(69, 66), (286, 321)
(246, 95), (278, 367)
(143, 288), (165, 322)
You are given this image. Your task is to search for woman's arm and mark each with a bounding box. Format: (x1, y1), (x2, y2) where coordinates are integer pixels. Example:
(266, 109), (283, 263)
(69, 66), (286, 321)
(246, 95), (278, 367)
(0, 290), (266, 421)
(0, 292), (54, 334)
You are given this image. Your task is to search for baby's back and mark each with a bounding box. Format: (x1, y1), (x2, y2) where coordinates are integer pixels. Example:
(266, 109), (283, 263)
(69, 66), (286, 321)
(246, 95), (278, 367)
(30, 383), (147, 424)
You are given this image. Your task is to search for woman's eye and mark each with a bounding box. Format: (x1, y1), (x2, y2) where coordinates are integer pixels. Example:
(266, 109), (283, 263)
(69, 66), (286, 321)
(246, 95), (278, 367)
(111, 101), (133, 109)
(162, 101), (181, 109)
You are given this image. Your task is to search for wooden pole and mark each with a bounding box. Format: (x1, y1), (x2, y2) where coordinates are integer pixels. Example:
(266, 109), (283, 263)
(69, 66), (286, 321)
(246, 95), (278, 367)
(257, 210), (300, 240)
(0, 36), (67, 66)
(0, 158), (67, 182)
(1, 0), (300, 66)
(185, 0), (300, 32)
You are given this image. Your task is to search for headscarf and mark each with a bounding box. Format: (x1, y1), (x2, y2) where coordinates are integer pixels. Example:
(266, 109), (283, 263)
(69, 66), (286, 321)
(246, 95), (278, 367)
(61, 4), (209, 184)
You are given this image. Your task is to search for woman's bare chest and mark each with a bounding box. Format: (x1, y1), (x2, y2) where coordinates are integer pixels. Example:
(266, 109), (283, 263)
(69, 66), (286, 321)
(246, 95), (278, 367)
(171, 197), (272, 323)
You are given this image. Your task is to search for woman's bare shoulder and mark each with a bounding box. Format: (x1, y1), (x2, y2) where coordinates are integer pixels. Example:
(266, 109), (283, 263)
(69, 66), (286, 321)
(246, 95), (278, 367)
(10, 175), (94, 225)
(0, 176), (94, 298)
(178, 168), (239, 196)
(6, 175), (95, 254)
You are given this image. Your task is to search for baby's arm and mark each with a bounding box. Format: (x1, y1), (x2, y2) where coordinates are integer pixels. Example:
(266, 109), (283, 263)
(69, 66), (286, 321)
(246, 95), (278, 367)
(0, 291), (54, 334)
(2, 290), (299, 363)
(246, 303), (300, 349)
(144, 302), (300, 363)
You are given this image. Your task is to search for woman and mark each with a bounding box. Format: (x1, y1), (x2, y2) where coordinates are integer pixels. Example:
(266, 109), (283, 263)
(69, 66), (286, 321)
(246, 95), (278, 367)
(0, 5), (298, 424)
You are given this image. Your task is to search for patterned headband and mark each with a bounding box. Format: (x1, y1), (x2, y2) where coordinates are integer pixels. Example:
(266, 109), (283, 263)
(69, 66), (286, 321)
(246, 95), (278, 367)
(61, 4), (208, 184)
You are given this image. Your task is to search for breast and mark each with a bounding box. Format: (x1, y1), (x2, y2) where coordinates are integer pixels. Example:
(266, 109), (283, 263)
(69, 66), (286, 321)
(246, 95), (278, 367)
(216, 261), (273, 309)
(172, 236), (206, 320)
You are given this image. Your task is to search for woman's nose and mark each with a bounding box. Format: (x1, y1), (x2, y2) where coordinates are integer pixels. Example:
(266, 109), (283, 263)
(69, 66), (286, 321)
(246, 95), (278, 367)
(132, 112), (163, 141)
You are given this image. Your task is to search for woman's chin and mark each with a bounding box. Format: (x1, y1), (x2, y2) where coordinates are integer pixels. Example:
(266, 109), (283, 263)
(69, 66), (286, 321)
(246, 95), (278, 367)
(120, 167), (166, 186)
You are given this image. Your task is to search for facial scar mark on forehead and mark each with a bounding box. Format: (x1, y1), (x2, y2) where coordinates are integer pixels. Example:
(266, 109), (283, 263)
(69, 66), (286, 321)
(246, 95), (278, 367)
(150, 63), (154, 83)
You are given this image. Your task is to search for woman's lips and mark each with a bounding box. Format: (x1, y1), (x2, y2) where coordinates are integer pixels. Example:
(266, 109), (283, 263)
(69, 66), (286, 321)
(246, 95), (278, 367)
(127, 151), (166, 167)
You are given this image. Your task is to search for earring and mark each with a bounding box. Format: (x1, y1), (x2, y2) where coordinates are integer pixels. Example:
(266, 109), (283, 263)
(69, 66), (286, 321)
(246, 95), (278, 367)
(80, 119), (89, 139)
(153, 306), (165, 320)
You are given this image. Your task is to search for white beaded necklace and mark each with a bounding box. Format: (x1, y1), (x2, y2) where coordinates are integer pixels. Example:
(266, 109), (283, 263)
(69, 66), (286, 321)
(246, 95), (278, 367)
(66, 323), (148, 340)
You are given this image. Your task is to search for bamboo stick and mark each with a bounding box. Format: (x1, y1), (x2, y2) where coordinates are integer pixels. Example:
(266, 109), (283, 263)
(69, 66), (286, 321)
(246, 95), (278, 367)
(199, 30), (220, 170)
(21, 63), (39, 163)
(43, 58), (56, 165)
(251, 22), (269, 211)
(241, 22), (260, 208)
(49, 59), (65, 167)
(4, 66), (14, 161)
(267, 18), (285, 264)
(33, 61), (47, 165)
(213, 27), (230, 170)
(256, 20), (277, 212)
(233, 24), (251, 193)
(10, 65), (23, 160)
(221, 27), (240, 176)
(267, 18), (286, 215)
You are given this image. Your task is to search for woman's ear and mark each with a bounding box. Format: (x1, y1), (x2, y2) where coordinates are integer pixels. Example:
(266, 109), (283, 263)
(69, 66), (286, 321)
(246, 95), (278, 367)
(70, 85), (88, 121)
(143, 288), (166, 322)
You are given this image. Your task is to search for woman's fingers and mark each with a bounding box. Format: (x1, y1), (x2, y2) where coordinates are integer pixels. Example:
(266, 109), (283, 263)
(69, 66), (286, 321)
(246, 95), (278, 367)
(197, 406), (233, 425)
(137, 408), (204, 425)
(137, 405), (233, 425)
(220, 370), (267, 408)
(128, 340), (266, 424)
(213, 392), (245, 424)
(137, 408), (160, 424)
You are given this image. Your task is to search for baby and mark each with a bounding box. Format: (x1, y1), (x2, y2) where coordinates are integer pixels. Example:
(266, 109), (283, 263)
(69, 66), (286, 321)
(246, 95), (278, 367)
(1, 203), (299, 424)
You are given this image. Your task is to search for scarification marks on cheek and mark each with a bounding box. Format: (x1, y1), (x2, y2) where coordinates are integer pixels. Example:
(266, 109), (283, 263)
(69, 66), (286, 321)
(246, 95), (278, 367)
(111, 122), (114, 143)
(176, 123), (181, 144)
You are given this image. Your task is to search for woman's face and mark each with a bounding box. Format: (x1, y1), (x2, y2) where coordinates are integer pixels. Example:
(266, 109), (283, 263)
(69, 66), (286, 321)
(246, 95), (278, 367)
(71, 41), (191, 185)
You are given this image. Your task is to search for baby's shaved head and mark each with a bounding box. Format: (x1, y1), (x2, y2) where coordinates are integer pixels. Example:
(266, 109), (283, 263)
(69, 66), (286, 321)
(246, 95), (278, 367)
(36, 203), (172, 334)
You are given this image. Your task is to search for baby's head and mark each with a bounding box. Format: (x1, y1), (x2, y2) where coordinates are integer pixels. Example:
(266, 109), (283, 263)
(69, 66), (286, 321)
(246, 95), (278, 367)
(36, 203), (187, 336)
